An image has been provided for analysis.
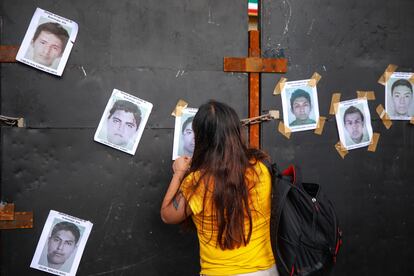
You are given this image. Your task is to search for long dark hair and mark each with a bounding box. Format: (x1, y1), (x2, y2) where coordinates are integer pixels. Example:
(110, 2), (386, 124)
(187, 100), (268, 250)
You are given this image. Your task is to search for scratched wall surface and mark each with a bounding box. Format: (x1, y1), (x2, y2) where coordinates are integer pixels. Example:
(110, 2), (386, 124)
(261, 0), (414, 275)
(0, 1), (248, 275)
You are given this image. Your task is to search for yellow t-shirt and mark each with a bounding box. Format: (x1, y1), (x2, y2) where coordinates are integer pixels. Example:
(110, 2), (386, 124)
(180, 161), (275, 275)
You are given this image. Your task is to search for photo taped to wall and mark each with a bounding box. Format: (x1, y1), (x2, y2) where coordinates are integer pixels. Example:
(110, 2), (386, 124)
(385, 72), (414, 120)
(30, 210), (93, 276)
(281, 79), (320, 132)
(172, 107), (198, 160)
(94, 89), (153, 155)
(335, 98), (373, 150)
(16, 7), (78, 76)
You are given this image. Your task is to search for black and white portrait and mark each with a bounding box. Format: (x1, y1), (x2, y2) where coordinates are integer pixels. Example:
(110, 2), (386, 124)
(16, 8), (78, 76)
(30, 210), (93, 276)
(94, 89), (153, 155)
(172, 107), (197, 160)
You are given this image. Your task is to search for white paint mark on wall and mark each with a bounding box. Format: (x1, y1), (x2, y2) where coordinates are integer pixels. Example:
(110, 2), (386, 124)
(175, 70), (185, 77)
(81, 66), (87, 77)
(208, 7), (220, 26)
(307, 19), (315, 35)
(283, 0), (292, 36)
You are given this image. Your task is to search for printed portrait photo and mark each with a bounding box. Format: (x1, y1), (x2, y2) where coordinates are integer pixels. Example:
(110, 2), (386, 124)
(94, 89), (153, 155)
(172, 107), (198, 160)
(385, 72), (414, 120)
(281, 79), (320, 132)
(16, 8), (78, 76)
(30, 210), (93, 276)
(335, 98), (373, 150)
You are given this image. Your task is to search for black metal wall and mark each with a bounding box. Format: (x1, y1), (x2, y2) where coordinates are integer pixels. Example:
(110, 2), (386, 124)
(261, 0), (414, 275)
(1, 0), (413, 275)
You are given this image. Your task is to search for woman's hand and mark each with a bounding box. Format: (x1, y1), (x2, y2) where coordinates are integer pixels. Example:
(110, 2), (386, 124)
(173, 156), (191, 179)
(160, 156), (193, 224)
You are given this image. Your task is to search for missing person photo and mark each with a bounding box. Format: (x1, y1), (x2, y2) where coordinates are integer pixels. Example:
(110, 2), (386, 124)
(16, 8), (78, 76)
(172, 107), (197, 160)
(281, 79), (320, 132)
(385, 72), (414, 120)
(94, 89), (153, 155)
(335, 98), (373, 150)
(30, 210), (93, 276)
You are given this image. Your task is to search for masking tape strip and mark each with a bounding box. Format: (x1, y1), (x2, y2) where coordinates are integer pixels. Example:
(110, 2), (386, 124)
(171, 99), (188, 117)
(314, 116), (326, 135)
(329, 93), (341, 115)
(0, 203), (15, 220)
(308, 72), (322, 87)
(367, 133), (380, 152)
(376, 104), (392, 129)
(278, 122), (292, 139)
(378, 64), (398, 86)
(269, 110), (280, 119)
(0, 211), (33, 229)
(357, 91), (376, 100)
(273, 77), (287, 95)
(335, 141), (348, 159)
(410, 117), (414, 125)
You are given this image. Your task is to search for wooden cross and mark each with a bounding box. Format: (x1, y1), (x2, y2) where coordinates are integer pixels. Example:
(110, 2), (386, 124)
(0, 45), (19, 62)
(224, 29), (287, 148)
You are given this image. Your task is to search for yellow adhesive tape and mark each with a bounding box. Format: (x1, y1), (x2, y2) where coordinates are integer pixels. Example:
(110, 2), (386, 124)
(314, 116), (326, 135)
(357, 91), (376, 100)
(367, 133), (380, 152)
(171, 99), (188, 117)
(308, 72), (322, 87)
(329, 93), (341, 115)
(376, 104), (392, 129)
(335, 141), (348, 159)
(269, 110), (280, 119)
(378, 64), (398, 86)
(278, 122), (291, 139)
(273, 77), (287, 95)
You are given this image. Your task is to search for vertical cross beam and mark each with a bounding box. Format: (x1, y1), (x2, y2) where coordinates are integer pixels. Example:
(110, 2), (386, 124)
(249, 31), (260, 148)
(223, 31), (287, 148)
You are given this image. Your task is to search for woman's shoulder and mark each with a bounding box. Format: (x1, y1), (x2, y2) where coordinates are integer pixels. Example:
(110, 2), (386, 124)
(246, 159), (271, 178)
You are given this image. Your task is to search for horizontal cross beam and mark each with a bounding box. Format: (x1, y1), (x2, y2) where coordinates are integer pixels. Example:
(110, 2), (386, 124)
(224, 57), (287, 73)
(0, 45), (18, 62)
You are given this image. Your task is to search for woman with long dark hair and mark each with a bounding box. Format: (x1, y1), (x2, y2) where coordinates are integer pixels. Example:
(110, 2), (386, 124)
(161, 100), (277, 275)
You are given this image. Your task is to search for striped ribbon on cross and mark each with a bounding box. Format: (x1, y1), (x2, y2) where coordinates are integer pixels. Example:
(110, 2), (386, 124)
(248, 0), (258, 16)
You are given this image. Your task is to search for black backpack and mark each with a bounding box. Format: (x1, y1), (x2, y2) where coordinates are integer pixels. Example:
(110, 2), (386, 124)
(266, 163), (342, 276)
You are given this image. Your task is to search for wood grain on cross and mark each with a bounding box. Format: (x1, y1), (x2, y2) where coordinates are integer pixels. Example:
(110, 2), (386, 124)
(224, 30), (287, 148)
(0, 46), (19, 62)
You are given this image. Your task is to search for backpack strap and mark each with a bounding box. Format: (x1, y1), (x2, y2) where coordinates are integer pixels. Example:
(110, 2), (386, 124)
(262, 159), (294, 272)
